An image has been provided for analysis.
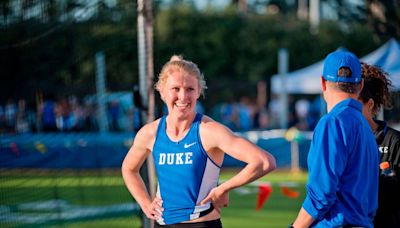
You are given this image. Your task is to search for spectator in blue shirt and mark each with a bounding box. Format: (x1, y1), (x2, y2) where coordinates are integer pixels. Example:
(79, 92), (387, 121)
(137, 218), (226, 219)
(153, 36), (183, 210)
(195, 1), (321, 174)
(292, 51), (379, 228)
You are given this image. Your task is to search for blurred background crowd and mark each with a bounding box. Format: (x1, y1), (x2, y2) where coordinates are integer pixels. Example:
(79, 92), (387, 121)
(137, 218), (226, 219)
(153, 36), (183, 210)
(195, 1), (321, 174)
(1, 0), (399, 135)
(0, 92), (323, 134)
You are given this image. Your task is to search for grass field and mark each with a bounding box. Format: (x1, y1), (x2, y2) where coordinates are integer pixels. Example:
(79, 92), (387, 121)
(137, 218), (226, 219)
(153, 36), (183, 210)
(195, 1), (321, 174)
(220, 170), (307, 228)
(0, 169), (308, 228)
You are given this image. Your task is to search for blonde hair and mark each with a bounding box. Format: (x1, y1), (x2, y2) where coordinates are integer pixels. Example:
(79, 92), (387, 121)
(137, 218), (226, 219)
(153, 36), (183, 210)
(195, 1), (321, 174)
(155, 55), (207, 96)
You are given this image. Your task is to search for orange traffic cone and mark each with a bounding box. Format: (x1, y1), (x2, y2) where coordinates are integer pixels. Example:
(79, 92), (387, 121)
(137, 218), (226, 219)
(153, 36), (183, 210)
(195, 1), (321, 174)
(256, 183), (272, 211)
(280, 186), (299, 198)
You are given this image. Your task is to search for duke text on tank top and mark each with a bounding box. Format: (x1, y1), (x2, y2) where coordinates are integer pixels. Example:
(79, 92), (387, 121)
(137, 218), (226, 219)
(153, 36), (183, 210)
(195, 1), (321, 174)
(152, 113), (221, 225)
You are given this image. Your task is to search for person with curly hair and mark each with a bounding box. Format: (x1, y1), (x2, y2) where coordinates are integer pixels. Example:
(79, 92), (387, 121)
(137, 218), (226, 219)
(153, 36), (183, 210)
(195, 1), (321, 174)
(359, 62), (400, 228)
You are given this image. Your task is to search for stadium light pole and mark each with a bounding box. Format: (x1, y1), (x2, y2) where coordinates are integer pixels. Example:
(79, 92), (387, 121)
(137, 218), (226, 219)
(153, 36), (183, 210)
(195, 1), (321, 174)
(278, 48), (289, 129)
(137, 0), (156, 227)
(310, 0), (320, 34)
(95, 51), (109, 133)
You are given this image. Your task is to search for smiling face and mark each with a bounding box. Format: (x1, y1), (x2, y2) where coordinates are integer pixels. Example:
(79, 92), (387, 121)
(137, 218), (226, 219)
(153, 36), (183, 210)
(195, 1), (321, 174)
(160, 70), (201, 120)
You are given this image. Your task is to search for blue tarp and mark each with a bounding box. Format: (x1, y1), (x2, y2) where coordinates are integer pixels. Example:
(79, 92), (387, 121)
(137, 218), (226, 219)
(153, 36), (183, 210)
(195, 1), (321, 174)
(0, 133), (132, 169)
(0, 132), (310, 169)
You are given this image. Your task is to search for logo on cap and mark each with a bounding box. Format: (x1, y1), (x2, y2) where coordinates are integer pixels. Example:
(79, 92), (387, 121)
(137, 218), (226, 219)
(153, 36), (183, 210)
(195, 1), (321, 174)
(322, 51), (361, 83)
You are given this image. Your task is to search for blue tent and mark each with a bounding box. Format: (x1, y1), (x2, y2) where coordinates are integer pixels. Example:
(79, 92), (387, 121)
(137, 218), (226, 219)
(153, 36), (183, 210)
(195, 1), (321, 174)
(271, 38), (400, 94)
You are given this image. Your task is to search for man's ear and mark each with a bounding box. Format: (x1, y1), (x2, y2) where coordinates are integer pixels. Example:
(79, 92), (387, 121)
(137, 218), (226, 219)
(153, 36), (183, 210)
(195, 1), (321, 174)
(320, 76), (327, 91)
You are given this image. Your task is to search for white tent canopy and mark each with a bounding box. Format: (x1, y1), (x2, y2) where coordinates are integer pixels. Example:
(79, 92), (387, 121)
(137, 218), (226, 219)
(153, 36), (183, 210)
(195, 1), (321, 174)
(271, 38), (400, 94)
(361, 38), (400, 91)
(271, 57), (324, 94)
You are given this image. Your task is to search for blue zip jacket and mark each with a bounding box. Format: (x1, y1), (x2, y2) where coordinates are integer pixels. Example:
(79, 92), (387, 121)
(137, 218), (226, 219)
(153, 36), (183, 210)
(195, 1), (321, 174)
(303, 98), (379, 227)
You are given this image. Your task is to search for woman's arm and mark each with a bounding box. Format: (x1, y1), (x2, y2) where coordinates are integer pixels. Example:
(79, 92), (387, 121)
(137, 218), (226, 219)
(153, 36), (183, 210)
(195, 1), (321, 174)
(200, 117), (276, 205)
(121, 122), (162, 220)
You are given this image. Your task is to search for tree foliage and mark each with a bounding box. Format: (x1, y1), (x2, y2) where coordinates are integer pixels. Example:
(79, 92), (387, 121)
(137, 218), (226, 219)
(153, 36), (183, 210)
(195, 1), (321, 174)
(0, 0), (396, 110)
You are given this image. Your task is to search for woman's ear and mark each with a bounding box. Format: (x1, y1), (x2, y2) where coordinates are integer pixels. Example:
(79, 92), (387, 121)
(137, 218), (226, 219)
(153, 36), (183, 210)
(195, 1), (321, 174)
(359, 79), (364, 92)
(368, 98), (375, 113)
(158, 87), (165, 102)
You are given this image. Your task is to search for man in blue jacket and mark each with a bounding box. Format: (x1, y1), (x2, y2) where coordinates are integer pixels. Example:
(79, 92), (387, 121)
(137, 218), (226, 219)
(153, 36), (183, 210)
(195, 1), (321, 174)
(291, 51), (379, 228)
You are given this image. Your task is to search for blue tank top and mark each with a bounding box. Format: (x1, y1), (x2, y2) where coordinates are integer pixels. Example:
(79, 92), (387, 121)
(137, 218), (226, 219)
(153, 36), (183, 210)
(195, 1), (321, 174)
(152, 113), (221, 225)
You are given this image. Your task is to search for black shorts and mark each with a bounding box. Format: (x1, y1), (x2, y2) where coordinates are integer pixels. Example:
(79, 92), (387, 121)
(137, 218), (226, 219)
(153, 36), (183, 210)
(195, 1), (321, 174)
(154, 219), (222, 228)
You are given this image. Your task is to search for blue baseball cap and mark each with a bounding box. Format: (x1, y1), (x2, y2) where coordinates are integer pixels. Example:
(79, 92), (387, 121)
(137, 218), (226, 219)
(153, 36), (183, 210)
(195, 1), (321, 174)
(322, 51), (361, 83)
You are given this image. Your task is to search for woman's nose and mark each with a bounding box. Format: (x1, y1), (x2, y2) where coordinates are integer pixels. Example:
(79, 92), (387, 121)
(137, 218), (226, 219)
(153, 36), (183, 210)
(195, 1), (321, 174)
(178, 89), (187, 99)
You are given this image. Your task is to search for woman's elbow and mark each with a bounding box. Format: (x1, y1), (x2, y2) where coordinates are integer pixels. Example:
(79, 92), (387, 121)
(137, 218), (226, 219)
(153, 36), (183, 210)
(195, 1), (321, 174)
(121, 159), (133, 178)
(261, 153), (276, 174)
(121, 162), (128, 179)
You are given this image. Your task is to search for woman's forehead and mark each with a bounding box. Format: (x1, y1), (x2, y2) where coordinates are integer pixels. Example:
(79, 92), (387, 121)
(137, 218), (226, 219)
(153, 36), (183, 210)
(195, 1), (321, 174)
(167, 71), (198, 82)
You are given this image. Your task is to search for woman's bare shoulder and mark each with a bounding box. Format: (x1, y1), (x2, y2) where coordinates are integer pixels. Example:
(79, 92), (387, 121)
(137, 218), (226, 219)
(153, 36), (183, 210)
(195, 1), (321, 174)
(200, 114), (216, 124)
(201, 114), (225, 126)
(200, 114), (230, 133)
(135, 118), (162, 141)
